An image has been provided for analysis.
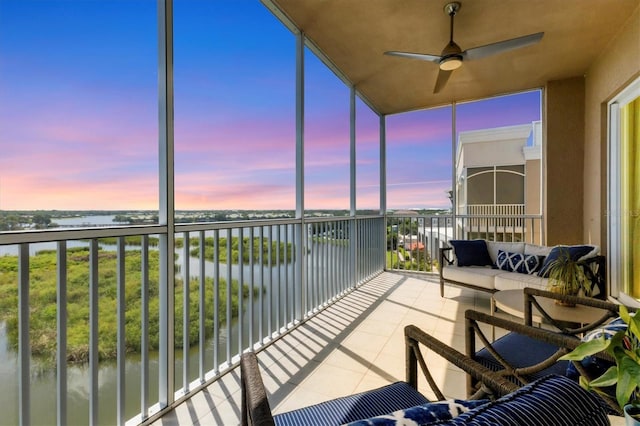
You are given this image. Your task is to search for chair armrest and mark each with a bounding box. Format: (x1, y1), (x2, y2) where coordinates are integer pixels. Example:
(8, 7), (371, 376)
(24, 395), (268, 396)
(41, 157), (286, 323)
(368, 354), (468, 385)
(404, 324), (518, 400)
(240, 352), (276, 426)
(522, 287), (634, 333)
(579, 255), (606, 298)
(463, 309), (622, 408)
(438, 247), (453, 274)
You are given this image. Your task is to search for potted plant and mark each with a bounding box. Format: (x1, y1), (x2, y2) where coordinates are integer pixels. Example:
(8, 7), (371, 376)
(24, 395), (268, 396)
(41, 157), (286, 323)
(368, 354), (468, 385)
(546, 249), (592, 305)
(560, 305), (640, 424)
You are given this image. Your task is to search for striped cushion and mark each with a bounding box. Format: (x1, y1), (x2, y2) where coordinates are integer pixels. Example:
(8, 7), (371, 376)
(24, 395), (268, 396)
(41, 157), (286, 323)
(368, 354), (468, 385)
(474, 332), (569, 383)
(273, 382), (428, 426)
(443, 375), (609, 425)
(343, 399), (489, 425)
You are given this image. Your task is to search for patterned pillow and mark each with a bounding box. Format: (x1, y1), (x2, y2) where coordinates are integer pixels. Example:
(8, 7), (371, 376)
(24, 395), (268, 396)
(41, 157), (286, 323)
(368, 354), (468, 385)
(496, 250), (524, 272)
(518, 254), (545, 274)
(343, 399), (489, 426)
(496, 250), (544, 275)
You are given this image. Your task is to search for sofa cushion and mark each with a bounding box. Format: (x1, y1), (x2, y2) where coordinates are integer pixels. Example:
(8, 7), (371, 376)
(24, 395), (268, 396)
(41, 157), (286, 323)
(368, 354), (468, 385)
(449, 240), (494, 267)
(443, 266), (504, 291)
(475, 333), (569, 382)
(442, 375), (609, 425)
(494, 271), (548, 291)
(273, 381), (428, 426)
(486, 241), (524, 264)
(538, 245), (599, 277)
(524, 243), (553, 257)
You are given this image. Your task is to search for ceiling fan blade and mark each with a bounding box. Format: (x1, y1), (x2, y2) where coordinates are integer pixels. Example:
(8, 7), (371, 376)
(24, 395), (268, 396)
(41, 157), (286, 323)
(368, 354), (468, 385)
(433, 69), (453, 94)
(462, 32), (544, 61)
(384, 51), (442, 63)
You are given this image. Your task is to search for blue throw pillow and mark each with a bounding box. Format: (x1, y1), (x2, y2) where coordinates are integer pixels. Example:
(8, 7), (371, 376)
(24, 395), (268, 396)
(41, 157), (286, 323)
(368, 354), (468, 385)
(537, 245), (596, 277)
(442, 375), (610, 425)
(496, 250), (523, 272)
(343, 399), (489, 426)
(495, 250), (544, 275)
(449, 240), (493, 267)
(518, 254), (545, 274)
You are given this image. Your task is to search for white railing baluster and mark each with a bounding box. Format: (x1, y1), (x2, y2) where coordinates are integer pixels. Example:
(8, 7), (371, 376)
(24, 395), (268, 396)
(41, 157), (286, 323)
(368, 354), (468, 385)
(182, 231), (190, 391)
(140, 235), (149, 420)
(237, 227), (244, 355)
(248, 227), (254, 347)
(258, 226), (264, 343)
(117, 236), (126, 426)
(213, 230), (220, 371)
(198, 231), (205, 382)
(89, 239), (99, 425)
(225, 234), (232, 365)
(57, 241), (67, 426)
(18, 243), (30, 426)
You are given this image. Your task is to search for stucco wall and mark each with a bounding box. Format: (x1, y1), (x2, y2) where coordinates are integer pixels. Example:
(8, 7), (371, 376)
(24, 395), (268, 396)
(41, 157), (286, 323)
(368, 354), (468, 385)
(544, 77), (585, 245)
(584, 5), (640, 254)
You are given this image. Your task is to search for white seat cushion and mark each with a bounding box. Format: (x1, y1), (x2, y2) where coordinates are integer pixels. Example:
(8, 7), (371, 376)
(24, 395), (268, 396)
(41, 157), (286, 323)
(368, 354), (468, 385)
(442, 265), (502, 290)
(494, 271), (548, 291)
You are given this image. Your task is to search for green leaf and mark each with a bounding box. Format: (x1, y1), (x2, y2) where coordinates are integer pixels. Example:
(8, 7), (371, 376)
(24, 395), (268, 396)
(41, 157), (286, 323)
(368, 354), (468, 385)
(616, 353), (640, 408)
(559, 335), (610, 360)
(589, 366), (619, 388)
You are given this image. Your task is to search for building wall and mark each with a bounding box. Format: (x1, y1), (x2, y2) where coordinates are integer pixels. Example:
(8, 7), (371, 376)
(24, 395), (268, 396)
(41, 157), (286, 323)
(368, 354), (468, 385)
(525, 158), (541, 215)
(544, 77), (585, 245)
(584, 4), (640, 255)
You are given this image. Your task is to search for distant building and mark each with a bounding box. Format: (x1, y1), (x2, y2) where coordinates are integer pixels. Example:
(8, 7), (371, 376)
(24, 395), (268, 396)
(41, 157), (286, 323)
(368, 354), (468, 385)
(455, 122), (542, 242)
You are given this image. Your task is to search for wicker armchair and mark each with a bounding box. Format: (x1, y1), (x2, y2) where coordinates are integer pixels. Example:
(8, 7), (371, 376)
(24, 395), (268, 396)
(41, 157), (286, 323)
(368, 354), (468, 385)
(240, 318), (614, 425)
(240, 325), (518, 426)
(466, 288), (636, 415)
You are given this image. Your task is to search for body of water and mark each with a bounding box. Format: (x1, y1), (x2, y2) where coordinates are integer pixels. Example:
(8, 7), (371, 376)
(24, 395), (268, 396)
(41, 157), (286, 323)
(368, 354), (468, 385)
(0, 215), (312, 425)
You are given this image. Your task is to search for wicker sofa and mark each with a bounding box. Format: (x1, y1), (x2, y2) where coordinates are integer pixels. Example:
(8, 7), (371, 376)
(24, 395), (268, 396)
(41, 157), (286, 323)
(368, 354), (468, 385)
(438, 239), (606, 298)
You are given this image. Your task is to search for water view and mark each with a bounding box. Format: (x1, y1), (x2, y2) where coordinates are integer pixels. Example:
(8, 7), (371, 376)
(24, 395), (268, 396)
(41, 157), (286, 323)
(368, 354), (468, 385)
(0, 214), (308, 425)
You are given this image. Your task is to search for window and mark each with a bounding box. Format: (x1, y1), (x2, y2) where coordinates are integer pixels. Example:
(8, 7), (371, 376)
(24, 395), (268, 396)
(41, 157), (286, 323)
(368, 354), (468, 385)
(386, 106), (452, 211)
(0, 1), (158, 216)
(174, 1), (296, 214)
(608, 76), (640, 301)
(304, 48), (350, 215)
(356, 98), (380, 214)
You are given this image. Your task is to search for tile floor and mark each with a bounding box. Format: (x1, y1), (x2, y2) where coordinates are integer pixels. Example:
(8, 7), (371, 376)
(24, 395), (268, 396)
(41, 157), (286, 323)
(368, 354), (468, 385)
(152, 271), (502, 425)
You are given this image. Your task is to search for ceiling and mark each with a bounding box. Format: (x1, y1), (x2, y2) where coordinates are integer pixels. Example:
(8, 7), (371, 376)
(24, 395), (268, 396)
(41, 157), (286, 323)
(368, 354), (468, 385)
(269, 0), (640, 115)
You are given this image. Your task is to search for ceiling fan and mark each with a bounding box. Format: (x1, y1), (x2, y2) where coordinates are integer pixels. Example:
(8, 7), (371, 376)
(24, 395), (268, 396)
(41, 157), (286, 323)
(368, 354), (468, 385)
(384, 2), (544, 94)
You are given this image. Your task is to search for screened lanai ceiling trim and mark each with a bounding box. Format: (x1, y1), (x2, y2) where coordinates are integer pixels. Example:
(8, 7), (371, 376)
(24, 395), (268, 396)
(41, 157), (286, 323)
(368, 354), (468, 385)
(267, 0), (640, 115)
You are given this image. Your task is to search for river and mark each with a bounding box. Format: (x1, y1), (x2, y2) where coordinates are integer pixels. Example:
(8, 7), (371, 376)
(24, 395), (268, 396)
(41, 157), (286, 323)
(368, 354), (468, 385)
(0, 215), (306, 425)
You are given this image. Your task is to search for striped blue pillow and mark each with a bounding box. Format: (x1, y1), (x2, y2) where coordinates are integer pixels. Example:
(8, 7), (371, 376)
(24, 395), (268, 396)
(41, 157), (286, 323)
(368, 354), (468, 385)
(444, 375), (609, 425)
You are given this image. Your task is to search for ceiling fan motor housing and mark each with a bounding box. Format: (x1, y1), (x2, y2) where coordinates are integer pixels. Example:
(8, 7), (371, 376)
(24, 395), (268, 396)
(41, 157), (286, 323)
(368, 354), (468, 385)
(439, 42), (463, 70)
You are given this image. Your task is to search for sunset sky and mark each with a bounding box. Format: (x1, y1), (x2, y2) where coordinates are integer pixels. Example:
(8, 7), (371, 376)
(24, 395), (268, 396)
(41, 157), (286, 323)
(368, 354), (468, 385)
(0, 1), (540, 212)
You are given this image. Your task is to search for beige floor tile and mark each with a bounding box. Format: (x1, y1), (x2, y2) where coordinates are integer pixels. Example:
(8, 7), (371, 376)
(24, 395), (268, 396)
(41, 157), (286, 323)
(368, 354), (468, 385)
(152, 272), (495, 426)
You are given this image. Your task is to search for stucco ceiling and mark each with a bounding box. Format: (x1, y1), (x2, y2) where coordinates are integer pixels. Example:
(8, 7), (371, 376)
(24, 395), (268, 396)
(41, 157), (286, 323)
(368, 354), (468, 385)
(269, 0), (640, 115)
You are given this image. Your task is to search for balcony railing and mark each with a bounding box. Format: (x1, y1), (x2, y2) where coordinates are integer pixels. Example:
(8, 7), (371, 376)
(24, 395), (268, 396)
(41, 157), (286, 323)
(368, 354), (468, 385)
(386, 212), (544, 273)
(0, 211), (541, 424)
(0, 216), (385, 425)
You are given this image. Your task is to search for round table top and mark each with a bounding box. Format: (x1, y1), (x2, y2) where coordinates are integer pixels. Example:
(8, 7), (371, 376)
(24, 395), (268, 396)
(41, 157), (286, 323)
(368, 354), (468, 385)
(493, 289), (605, 325)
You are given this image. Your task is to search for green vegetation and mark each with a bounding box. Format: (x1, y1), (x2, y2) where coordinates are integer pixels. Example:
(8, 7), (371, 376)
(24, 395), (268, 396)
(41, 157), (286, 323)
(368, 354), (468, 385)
(0, 247), (259, 364)
(188, 236), (294, 264)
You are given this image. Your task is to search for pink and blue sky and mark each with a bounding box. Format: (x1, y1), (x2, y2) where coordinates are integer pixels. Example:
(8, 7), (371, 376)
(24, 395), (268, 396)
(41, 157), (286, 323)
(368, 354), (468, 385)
(0, 1), (540, 212)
